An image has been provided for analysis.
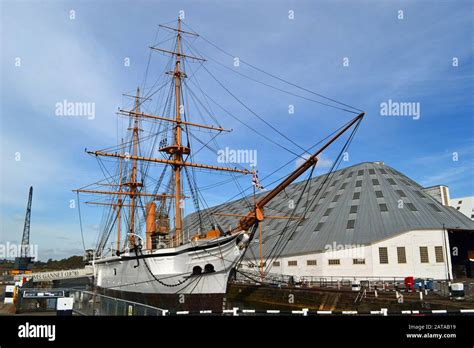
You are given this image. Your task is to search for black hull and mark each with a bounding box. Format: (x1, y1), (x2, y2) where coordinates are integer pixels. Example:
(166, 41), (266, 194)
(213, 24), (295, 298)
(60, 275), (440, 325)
(97, 286), (225, 312)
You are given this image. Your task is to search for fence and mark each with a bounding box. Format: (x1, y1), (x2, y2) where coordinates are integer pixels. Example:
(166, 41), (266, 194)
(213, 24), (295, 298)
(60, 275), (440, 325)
(235, 271), (460, 296)
(70, 289), (165, 316)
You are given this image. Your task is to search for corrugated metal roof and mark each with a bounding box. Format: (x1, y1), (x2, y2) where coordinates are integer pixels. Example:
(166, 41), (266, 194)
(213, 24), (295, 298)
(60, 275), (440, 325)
(182, 162), (474, 257)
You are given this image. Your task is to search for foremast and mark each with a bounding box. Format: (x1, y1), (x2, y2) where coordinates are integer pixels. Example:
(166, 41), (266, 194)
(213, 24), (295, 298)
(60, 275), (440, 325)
(125, 87), (142, 247)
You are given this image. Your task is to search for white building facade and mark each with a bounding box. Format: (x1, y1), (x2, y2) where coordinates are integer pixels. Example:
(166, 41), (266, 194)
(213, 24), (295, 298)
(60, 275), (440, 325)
(450, 196), (474, 221)
(246, 229), (452, 280)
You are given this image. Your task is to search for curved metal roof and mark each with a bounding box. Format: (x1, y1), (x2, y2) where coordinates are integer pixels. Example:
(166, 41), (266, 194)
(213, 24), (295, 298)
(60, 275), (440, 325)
(183, 162), (474, 257)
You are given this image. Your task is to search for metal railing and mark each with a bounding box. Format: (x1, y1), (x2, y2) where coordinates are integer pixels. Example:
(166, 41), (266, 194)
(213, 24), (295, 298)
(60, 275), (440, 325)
(236, 272), (408, 287)
(234, 271), (458, 295)
(70, 289), (165, 316)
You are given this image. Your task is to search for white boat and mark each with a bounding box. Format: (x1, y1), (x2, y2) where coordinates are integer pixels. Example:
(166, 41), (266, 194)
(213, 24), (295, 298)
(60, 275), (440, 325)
(93, 233), (243, 294)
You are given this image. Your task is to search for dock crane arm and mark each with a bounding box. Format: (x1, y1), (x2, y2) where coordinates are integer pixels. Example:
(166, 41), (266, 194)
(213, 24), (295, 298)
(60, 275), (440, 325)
(21, 186), (33, 258)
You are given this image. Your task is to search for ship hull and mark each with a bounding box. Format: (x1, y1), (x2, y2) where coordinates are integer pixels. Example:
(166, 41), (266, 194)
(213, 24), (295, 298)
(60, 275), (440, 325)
(92, 233), (243, 309)
(97, 287), (226, 312)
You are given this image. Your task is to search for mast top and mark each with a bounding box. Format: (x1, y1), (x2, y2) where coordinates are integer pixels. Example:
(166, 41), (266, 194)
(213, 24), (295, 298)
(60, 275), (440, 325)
(158, 18), (199, 37)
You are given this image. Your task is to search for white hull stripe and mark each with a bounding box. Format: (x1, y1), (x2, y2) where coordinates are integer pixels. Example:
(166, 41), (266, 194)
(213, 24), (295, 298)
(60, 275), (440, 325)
(94, 235), (238, 265)
(161, 308), (474, 315)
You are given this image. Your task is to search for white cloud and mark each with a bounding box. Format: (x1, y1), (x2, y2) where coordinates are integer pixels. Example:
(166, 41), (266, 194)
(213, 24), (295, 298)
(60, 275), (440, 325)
(420, 166), (471, 187)
(295, 153), (333, 169)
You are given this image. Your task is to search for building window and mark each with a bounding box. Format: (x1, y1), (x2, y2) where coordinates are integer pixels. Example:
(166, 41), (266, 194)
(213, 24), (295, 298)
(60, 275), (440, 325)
(456, 207), (460, 210)
(428, 203), (442, 212)
(372, 179), (380, 186)
(458, 200), (462, 204)
(328, 259), (340, 265)
(419, 247), (429, 263)
(355, 180), (362, 187)
(321, 191), (329, 199)
(369, 169), (376, 175)
(314, 222), (324, 231)
(406, 203), (418, 211)
(273, 261), (281, 267)
(396, 190), (407, 197)
(347, 171), (354, 177)
(323, 208), (333, 217)
(379, 203), (388, 212)
(353, 258), (365, 265)
(379, 168), (387, 174)
(332, 194), (341, 202)
(347, 220), (355, 229)
(310, 203), (320, 212)
(288, 260), (297, 266)
(307, 260), (317, 266)
(387, 178), (396, 185)
(415, 190), (425, 198)
(357, 170), (364, 176)
(350, 205), (358, 214)
(435, 246), (444, 263)
(397, 247), (407, 264)
(353, 192), (361, 200)
(341, 182), (347, 189)
(375, 191), (384, 198)
(379, 247), (388, 264)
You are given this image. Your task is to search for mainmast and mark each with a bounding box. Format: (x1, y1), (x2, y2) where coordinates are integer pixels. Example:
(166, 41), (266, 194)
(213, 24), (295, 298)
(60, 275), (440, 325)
(173, 18), (184, 245)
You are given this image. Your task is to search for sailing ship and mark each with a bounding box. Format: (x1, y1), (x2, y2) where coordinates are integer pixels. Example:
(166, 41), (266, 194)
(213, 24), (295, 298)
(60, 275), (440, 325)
(74, 18), (364, 310)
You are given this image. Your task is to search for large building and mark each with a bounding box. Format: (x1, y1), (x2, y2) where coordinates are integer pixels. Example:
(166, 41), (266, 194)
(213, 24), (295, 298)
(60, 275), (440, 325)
(450, 196), (474, 221)
(183, 162), (474, 280)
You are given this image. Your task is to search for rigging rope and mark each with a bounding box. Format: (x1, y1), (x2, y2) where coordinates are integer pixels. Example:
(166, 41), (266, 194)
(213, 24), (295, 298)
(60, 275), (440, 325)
(182, 36), (359, 114)
(261, 117), (363, 275)
(76, 192), (86, 251)
(181, 21), (363, 113)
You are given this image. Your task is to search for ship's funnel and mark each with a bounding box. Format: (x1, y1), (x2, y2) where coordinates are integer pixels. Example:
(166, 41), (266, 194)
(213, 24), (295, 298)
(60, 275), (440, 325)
(146, 202), (157, 249)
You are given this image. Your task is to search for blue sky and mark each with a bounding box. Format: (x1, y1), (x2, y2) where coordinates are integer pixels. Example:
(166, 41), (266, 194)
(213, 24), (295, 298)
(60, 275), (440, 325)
(1, 0), (473, 260)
